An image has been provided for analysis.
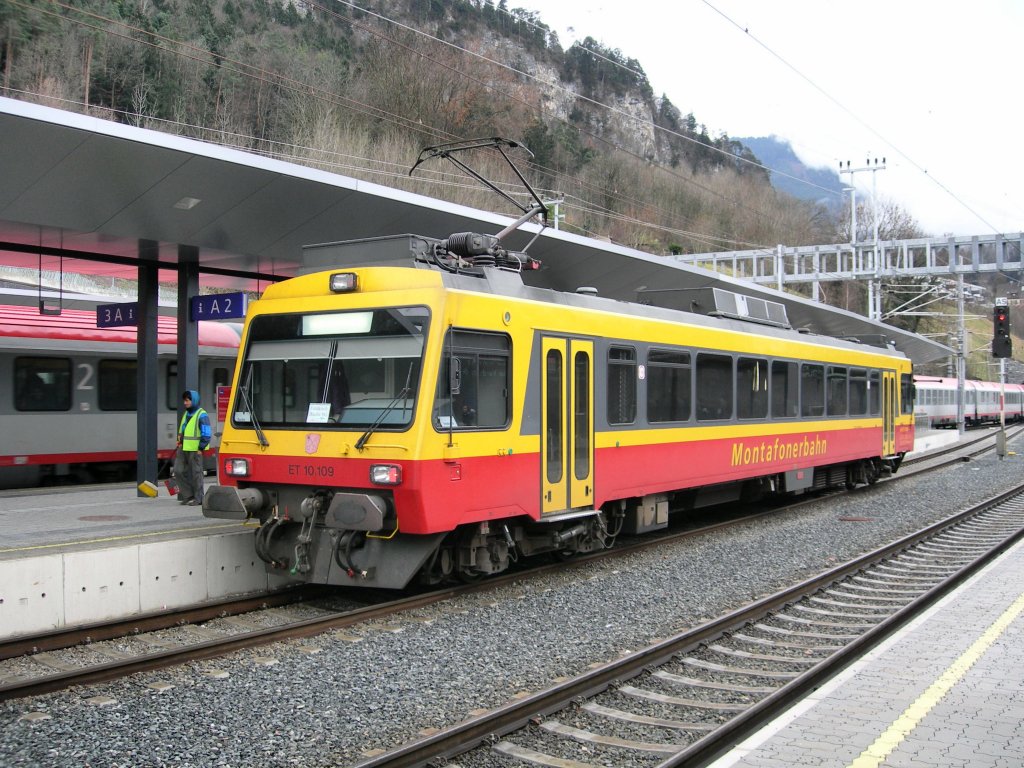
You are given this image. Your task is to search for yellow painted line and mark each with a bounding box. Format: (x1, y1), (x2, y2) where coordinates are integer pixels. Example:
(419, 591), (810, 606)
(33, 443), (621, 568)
(0, 522), (255, 554)
(847, 589), (1024, 768)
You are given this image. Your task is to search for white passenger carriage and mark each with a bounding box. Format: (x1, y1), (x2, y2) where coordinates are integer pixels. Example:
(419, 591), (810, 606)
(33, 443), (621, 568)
(0, 304), (239, 488)
(913, 375), (1024, 428)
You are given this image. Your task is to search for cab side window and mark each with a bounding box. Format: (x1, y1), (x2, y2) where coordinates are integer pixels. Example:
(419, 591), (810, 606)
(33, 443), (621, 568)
(434, 330), (511, 430)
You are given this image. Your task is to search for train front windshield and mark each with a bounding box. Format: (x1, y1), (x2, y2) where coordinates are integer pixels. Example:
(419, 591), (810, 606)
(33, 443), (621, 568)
(234, 307), (429, 429)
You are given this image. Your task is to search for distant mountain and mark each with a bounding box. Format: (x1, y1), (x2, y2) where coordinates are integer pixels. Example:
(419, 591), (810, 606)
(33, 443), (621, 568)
(739, 136), (845, 205)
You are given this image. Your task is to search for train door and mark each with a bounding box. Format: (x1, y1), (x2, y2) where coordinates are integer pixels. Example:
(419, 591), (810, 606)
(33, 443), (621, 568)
(882, 370), (896, 456)
(541, 337), (594, 515)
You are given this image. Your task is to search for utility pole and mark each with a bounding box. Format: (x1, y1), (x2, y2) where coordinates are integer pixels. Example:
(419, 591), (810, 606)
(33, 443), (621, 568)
(842, 186), (857, 246)
(839, 158), (887, 320)
(544, 198), (565, 231)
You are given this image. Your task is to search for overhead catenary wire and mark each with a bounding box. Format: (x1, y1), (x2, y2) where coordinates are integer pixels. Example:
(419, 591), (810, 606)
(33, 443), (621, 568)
(702, 0), (1007, 237)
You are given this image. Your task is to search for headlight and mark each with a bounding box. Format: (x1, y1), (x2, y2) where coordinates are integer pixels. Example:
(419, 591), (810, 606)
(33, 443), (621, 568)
(329, 272), (358, 293)
(370, 464), (402, 485)
(224, 458), (250, 477)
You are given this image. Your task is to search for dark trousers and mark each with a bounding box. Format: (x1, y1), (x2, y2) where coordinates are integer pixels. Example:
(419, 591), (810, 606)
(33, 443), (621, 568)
(173, 450), (205, 502)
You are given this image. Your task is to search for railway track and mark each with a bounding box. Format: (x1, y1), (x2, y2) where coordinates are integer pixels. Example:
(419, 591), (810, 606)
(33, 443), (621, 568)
(0, 583), (467, 701)
(901, 423), (1024, 472)
(0, 503), (793, 702)
(352, 482), (1024, 768)
(1, 426), (1019, 705)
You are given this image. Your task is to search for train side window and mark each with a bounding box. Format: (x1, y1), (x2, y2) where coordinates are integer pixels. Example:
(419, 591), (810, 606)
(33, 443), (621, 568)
(434, 330), (510, 430)
(14, 357), (71, 411)
(849, 369), (868, 415)
(826, 366), (848, 417)
(647, 349), (690, 423)
(696, 353), (733, 421)
(771, 360), (799, 418)
(166, 363), (178, 410)
(737, 357), (768, 419)
(900, 373), (914, 414)
(800, 364), (825, 417)
(98, 359), (137, 411)
(868, 371), (881, 415)
(607, 346), (637, 425)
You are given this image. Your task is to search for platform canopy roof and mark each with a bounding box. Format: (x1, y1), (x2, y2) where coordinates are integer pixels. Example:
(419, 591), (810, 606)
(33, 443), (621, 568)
(0, 97), (949, 363)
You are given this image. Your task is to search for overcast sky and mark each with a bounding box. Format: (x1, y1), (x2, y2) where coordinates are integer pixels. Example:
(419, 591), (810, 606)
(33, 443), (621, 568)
(518, 0), (1023, 239)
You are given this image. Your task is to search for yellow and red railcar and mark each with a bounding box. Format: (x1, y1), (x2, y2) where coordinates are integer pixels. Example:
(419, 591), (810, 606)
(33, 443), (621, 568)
(203, 235), (914, 588)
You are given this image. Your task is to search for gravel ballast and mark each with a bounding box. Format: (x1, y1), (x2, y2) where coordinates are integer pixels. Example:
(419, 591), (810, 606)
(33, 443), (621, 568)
(2, 435), (1021, 767)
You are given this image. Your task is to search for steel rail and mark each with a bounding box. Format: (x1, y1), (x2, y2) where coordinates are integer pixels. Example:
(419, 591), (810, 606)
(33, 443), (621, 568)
(0, 584), (473, 700)
(0, 586), (329, 661)
(658, 489), (1024, 766)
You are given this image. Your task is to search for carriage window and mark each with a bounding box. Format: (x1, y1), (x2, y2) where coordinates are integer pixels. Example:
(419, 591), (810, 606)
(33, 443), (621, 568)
(869, 371), (881, 415)
(647, 349), (690, 423)
(99, 359), (137, 411)
(696, 353), (733, 421)
(607, 346), (637, 425)
(771, 360), (799, 418)
(901, 373), (914, 414)
(166, 362), (177, 410)
(14, 357), (71, 411)
(167, 364), (232, 410)
(801, 364), (825, 417)
(737, 357), (768, 419)
(827, 366), (848, 416)
(213, 367), (231, 388)
(849, 369), (868, 415)
(434, 330), (510, 430)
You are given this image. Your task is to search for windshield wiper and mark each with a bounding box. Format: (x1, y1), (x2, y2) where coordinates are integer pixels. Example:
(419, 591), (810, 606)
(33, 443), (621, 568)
(355, 363), (414, 451)
(239, 365), (269, 447)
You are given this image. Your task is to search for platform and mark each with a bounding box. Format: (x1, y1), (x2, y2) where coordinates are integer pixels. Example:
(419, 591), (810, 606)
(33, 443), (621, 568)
(711, 536), (1024, 767)
(0, 485), (277, 641)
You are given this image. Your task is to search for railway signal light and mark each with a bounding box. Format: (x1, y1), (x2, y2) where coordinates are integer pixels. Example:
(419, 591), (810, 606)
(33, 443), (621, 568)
(993, 303), (1012, 358)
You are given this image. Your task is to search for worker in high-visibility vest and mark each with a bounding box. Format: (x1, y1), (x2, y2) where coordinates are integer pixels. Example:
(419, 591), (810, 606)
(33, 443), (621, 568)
(174, 389), (211, 506)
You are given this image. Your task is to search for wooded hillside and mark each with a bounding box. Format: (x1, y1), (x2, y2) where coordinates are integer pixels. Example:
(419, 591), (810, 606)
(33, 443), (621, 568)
(1, 0), (851, 254)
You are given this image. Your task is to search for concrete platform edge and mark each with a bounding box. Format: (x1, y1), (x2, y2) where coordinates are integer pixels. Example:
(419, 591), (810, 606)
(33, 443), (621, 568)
(0, 531), (276, 641)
